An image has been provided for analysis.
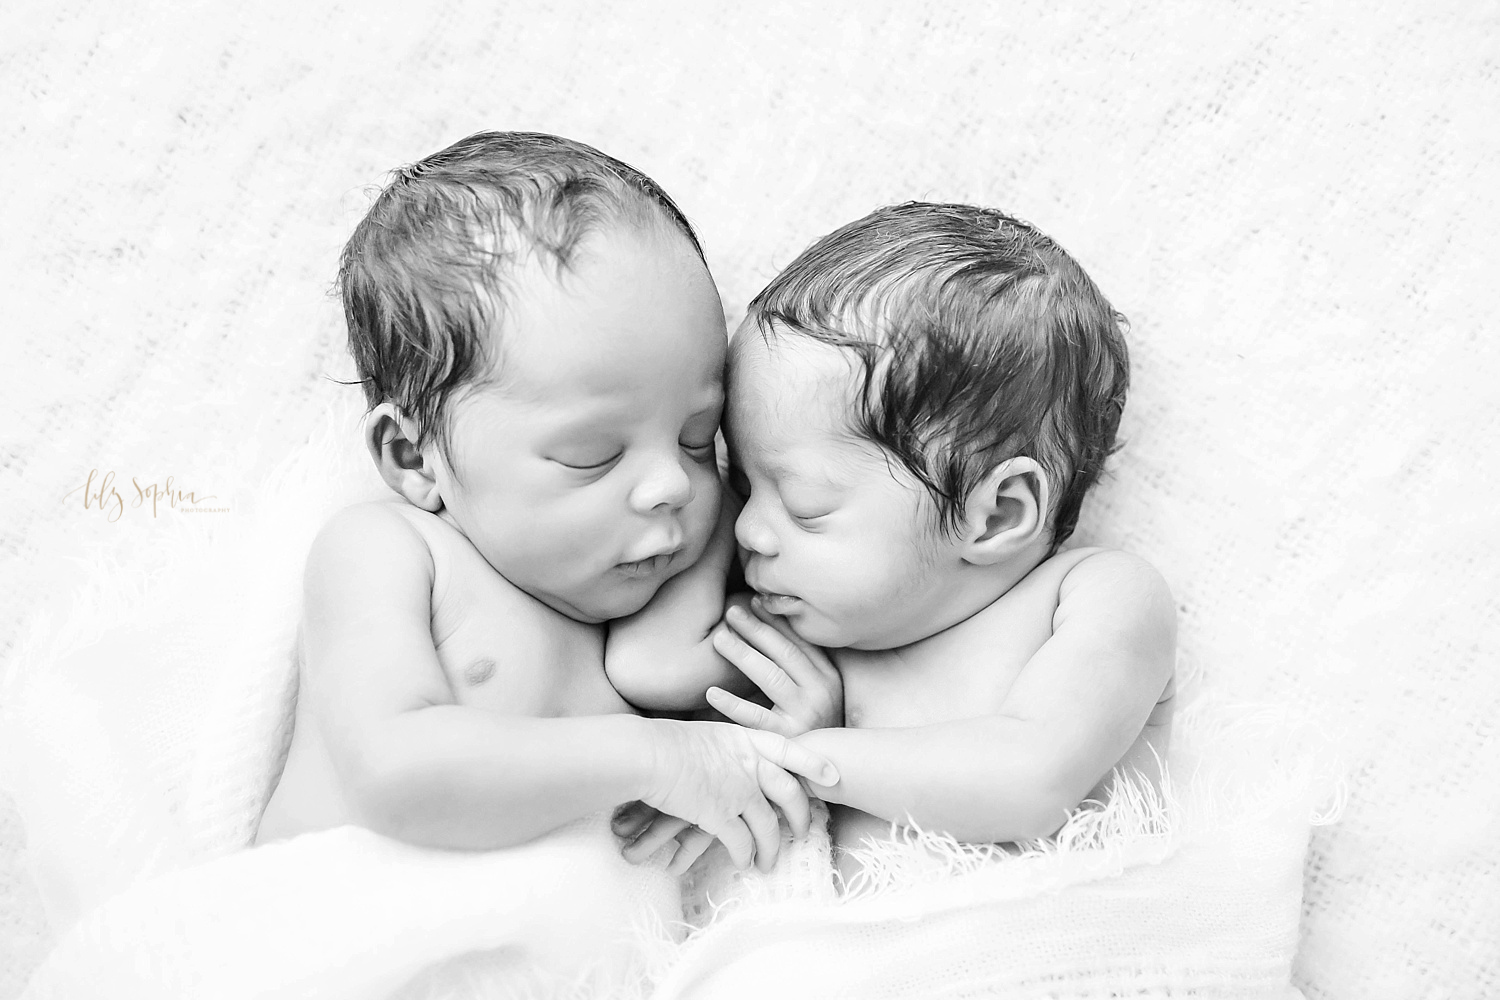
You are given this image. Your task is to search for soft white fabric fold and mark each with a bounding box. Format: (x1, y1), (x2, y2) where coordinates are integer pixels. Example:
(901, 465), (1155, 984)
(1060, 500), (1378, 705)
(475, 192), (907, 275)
(20, 816), (680, 1000)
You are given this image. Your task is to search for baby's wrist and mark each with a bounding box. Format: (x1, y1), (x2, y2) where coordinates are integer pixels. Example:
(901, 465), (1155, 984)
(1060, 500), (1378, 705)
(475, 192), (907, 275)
(611, 713), (669, 805)
(623, 714), (690, 807)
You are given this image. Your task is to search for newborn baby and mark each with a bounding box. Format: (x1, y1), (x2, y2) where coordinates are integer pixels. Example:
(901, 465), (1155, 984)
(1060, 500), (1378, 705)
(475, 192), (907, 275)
(622, 202), (1176, 884)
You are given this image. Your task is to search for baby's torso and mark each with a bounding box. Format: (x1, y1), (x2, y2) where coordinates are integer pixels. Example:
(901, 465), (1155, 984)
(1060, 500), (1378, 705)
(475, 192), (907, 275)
(259, 505), (630, 843)
(410, 508), (628, 718)
(835, 548), (1101, 730)
(828, 548), (1170, 870)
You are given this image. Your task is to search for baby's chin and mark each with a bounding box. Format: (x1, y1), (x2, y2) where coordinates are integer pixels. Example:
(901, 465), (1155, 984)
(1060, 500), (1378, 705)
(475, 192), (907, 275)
(522, 578), (654, 625)
(523, 546), (706, 623)
(775, 610), (861, 651)
(781, 609), (917, 652)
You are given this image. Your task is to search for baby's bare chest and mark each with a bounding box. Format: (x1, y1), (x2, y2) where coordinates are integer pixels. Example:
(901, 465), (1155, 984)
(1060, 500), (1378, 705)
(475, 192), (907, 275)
(836, 575), (1067, 729)
(428, 548), (629, 718)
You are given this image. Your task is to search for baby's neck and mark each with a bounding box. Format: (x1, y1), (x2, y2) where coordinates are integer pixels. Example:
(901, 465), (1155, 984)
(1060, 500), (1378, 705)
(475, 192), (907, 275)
(898, 538), (1055, 652)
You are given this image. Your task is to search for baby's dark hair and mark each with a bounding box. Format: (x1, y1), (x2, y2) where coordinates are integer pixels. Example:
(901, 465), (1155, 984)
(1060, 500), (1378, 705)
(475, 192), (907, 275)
(338, 131), (704, 453)
(749, 201), (1128, 548)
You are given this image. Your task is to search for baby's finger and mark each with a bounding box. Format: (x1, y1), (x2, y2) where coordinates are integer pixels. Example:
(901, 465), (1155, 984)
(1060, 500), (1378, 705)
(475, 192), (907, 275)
(743, 795), (783, 873)
(622, 815), (693, 865)
(746, 729), (840, 789)
(611, 801), (656, 839)
(758, 757), (812, 839)
(713, 622), (796, 704)
(668, 827), (717, 876)
(729, 604), (821, 688)
(712, 815), (755, 870)
(749, 598), (839, 681)
(705, 686), (793, 737)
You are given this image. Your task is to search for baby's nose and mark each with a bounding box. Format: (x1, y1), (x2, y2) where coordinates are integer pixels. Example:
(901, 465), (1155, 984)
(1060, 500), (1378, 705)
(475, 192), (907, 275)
(734, 501), (778, 556)
(629, 455), (693, 513)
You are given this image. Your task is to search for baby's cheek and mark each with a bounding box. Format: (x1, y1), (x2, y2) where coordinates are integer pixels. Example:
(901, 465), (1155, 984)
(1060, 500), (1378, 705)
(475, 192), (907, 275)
(690, 471), (722, 531)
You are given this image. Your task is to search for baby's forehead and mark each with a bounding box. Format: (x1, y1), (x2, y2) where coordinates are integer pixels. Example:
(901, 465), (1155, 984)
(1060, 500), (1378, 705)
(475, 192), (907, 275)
(729, 324), (860, 390)
(727, 332), (874, 452)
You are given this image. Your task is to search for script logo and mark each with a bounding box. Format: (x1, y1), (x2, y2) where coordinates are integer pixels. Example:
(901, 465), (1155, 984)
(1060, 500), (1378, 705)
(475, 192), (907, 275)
(63, 469), (227, 522)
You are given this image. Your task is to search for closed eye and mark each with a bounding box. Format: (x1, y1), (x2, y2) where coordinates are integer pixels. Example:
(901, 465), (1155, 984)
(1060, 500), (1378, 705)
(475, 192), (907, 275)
(554, 452), (622, 472)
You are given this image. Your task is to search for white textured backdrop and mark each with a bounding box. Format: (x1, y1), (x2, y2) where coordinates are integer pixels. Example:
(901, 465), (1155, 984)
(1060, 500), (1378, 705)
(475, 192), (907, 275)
(2, 1), (1497, 997)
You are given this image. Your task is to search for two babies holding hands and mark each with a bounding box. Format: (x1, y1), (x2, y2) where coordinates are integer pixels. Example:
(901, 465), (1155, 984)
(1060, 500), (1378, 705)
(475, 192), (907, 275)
(258, 132), (1176, 895)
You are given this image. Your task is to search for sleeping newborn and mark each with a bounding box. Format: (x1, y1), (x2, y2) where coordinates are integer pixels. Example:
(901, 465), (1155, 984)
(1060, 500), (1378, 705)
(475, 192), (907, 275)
(258, 130), (833, 869)
(621, 202), (1176, 886)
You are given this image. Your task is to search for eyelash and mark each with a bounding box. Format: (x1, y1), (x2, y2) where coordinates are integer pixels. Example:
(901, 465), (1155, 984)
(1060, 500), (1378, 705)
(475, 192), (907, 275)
(682, 439), (715, 459)
(729, 470), (827, 525)
(556, 439), (713, 473)
(557, 453), (622, 472)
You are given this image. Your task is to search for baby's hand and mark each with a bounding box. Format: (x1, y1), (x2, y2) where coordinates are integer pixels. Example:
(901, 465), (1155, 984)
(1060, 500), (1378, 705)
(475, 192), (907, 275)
(613, 801), (721, 876)
(634, 719), (837, 872)
(707, 600), (844, 737)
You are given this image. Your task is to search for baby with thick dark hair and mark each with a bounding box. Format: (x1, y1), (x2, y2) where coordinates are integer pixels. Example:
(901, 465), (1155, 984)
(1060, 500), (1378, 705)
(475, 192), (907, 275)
(622, 203), (1177, 880)
(257, 132), (836, 873)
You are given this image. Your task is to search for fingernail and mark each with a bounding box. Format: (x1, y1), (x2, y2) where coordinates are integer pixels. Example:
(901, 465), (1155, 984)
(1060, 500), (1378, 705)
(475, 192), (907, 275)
(819, 766), (840, 786)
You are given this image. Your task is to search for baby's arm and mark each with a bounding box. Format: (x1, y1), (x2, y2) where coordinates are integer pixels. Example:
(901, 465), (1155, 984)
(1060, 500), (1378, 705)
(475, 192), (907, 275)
(605, 494), (758, 711)
(302, 503), (834, 865)
(738, 551), (1174, 843)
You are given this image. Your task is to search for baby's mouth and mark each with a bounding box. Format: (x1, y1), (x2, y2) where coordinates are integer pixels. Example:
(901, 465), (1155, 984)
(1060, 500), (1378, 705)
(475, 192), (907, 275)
(615, 553), (675, 578)
(754, 591), (802, 615)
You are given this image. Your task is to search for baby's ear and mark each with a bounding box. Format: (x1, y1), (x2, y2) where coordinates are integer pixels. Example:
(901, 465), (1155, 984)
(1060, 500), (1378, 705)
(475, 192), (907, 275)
(365, 403), (443, 512)
(959, 457), (1051, 566)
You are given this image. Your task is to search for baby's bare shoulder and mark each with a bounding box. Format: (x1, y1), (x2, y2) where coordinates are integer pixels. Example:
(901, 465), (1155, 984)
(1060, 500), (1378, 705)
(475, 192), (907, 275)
(1052, 548), (1175, 633)
(305, 501), (435, 595)
(315, 500), (433, 553)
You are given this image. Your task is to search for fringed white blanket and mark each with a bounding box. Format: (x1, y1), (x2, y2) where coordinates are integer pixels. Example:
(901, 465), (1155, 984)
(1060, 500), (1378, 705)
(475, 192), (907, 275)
(660, 705), (1331, 1000)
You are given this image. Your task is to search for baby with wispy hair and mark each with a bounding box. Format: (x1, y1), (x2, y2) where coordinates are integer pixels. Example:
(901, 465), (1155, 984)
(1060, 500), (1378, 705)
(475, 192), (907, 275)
(258, 131), (836, 873)
(617, 203), (1177, 883)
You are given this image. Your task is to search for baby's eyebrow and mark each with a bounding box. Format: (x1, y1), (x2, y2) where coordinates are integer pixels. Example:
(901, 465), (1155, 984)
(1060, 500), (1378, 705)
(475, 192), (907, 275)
(762, 457), (845, 492)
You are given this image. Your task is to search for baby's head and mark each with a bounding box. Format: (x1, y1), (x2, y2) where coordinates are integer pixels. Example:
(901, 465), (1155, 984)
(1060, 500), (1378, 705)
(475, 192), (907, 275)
(727, 202), (1128, 649)
(340, 132), (727, 623)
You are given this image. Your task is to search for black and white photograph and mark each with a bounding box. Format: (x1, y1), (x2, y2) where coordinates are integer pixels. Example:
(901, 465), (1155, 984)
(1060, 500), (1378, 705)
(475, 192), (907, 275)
(1, 2), (1496, 997)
